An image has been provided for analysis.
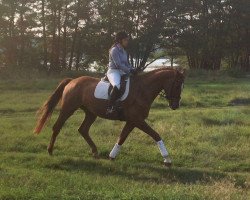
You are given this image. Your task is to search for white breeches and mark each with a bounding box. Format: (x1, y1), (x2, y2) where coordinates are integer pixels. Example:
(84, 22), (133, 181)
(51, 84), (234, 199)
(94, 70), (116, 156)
(107, 69), (125, 90)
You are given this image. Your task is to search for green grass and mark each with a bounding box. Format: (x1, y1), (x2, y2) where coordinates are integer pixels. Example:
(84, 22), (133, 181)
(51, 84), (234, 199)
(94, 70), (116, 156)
(0, 75), (250, 199)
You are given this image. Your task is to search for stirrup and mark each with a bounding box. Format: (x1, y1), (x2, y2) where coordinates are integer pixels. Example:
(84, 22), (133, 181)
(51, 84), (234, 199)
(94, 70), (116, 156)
(106, 106), (116, 114)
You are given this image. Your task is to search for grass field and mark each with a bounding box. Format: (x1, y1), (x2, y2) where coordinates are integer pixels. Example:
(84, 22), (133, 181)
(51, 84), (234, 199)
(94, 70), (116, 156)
(0, 74), (250, 199)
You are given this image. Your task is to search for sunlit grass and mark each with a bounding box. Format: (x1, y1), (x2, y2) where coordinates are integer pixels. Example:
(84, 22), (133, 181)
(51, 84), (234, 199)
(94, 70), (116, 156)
(0, 76), (249, 199)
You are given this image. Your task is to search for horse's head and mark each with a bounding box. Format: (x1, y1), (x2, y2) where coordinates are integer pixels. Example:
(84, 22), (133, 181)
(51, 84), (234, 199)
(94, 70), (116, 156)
(164, 70), (185, 110)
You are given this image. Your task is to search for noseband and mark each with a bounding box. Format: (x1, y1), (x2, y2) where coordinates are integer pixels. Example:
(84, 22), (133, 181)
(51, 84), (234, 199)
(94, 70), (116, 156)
(162, 75), (183, 102)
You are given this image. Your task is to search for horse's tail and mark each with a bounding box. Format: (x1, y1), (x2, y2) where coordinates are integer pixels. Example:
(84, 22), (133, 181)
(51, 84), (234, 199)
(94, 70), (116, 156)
(34, 78), (72, 134)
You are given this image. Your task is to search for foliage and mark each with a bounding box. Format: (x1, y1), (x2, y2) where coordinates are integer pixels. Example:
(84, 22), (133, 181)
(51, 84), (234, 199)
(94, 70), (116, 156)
(0, 0), (249, 72)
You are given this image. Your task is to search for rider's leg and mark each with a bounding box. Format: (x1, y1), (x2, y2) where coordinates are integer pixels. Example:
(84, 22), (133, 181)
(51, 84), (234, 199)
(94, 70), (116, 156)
(109, 86), (120, 104)
(107, 69), (121, 89)
(107, 69), (121, 113)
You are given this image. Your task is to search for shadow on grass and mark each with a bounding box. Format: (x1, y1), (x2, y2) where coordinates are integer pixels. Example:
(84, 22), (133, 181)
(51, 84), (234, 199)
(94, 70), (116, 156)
(229, 98), (250, 106)
(202, 118), (245, 126)
(44, 158), (227, 185)
(0, 108), (37, 115)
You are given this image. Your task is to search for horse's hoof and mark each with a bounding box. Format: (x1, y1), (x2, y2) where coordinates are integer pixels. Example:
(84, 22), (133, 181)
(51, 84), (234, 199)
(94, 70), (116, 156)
(163, 157), (172, 168)
(164, 162), (172, 168)
(47, 148), (53, 156)
(92, 152), (99, 159)
(109, 156), (115, 161)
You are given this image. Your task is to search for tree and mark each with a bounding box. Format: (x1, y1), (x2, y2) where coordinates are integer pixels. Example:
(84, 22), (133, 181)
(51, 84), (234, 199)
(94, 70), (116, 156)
(0, 0), (249, 72)
(41, 0), (48, 70)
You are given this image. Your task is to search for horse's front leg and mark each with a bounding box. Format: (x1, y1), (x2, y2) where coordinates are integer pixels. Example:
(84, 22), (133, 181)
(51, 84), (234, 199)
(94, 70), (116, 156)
(136, 121), (172, 167)
(109, 122), (135, 159)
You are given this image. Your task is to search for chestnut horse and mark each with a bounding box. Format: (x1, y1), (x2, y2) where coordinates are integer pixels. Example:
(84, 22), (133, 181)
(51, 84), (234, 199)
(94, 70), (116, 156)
(34, 68), (185, 166)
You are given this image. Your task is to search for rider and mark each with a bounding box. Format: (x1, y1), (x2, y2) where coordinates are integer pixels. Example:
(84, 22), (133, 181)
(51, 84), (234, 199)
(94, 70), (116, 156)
(106, 31), (135, 114)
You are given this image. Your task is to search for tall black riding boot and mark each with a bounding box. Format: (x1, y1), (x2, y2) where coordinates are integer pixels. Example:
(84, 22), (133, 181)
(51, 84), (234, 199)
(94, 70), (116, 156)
(106, 86), (120, 114)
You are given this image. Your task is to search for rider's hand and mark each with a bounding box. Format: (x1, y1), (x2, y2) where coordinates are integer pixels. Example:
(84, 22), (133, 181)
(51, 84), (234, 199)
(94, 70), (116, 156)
(130, 68), (138, 75)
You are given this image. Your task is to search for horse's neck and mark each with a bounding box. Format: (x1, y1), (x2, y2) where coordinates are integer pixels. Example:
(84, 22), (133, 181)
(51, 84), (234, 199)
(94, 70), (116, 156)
(140, 70), (174, 105)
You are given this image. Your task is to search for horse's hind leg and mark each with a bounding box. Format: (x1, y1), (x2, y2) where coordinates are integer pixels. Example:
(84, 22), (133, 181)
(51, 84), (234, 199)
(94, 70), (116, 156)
(78, 110), (97, 158)
(47, 107), (76, 155)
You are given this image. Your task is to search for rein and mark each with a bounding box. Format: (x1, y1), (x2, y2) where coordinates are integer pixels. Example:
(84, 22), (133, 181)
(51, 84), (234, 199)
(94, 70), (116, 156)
(162, 73), (182, 102)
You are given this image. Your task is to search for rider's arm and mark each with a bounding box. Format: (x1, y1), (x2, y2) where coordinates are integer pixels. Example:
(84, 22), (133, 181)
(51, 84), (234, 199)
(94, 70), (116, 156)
(110, 48), (131, 74)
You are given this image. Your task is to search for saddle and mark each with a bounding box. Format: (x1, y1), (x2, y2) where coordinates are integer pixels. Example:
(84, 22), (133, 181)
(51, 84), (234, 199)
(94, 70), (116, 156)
(94, 74), (130, 101)
(101, 74), (129, 99)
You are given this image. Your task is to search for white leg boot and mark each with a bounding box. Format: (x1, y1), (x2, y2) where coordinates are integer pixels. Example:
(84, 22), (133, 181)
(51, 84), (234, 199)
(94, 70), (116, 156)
(157, 140), (172, 167)
(109, 143), (121, 159)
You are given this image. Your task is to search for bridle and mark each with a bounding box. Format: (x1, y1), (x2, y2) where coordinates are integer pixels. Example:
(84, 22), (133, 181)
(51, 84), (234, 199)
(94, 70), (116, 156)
(162, 74), (183, 102)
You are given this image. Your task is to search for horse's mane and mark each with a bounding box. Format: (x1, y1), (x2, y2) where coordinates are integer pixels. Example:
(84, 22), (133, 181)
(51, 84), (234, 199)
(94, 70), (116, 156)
(138, 67), (177, 78)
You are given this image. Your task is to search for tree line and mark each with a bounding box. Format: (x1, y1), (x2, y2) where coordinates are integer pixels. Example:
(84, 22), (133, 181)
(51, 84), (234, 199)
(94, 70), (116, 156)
(0, 0), (249, 73)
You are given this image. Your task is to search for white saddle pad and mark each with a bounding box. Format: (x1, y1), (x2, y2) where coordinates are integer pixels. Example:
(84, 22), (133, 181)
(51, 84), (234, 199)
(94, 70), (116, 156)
(94, 78), (130, 101)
